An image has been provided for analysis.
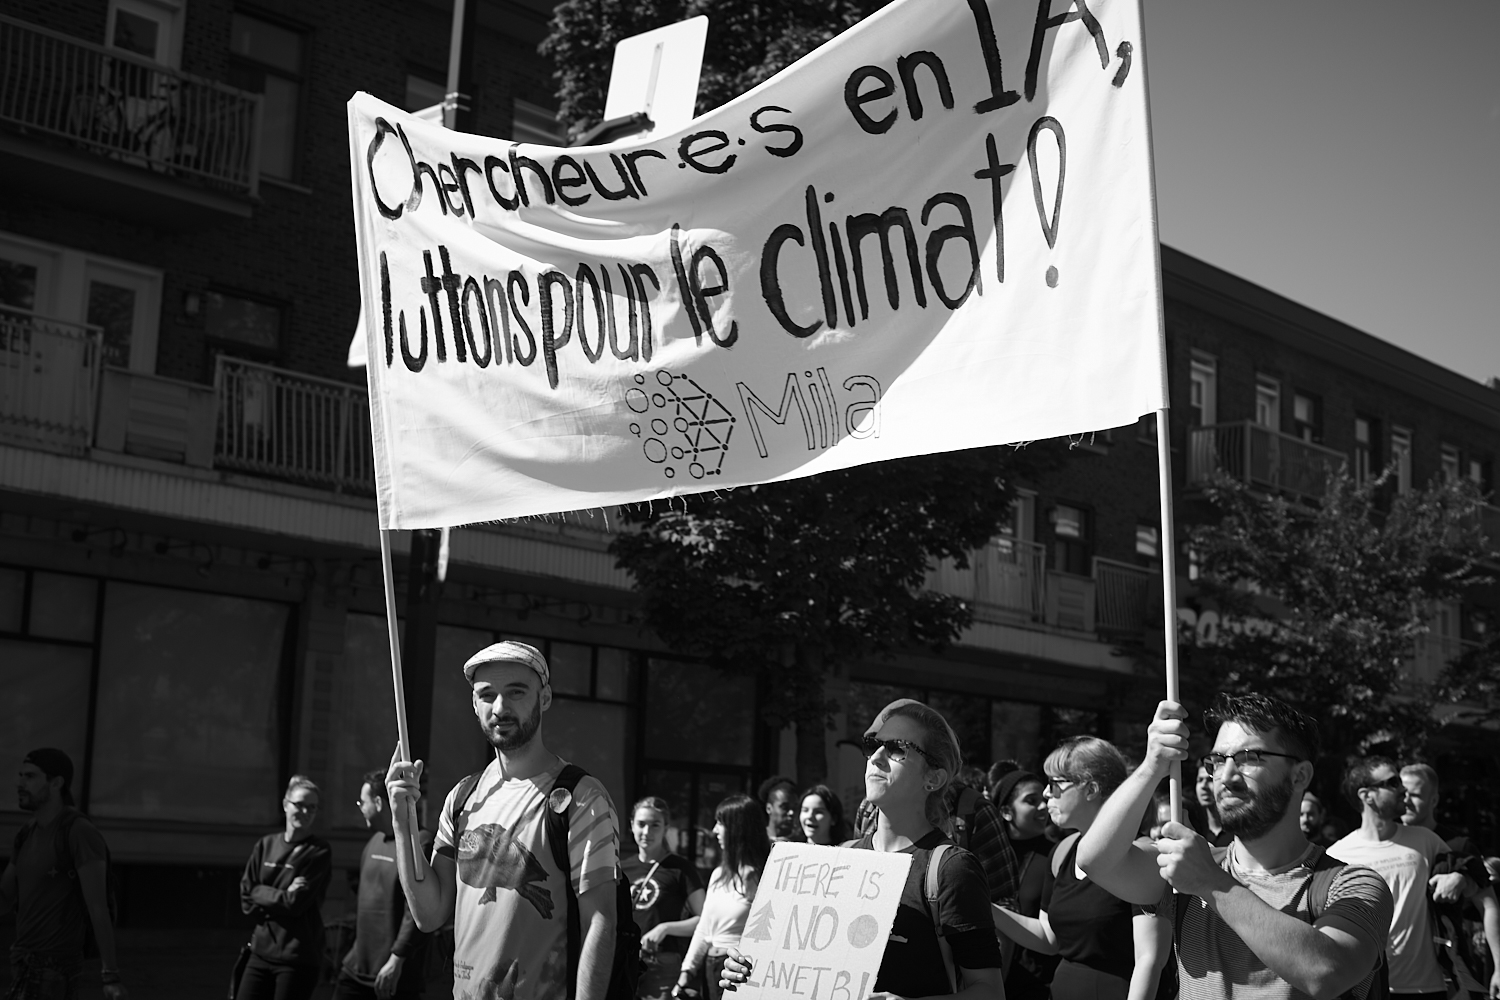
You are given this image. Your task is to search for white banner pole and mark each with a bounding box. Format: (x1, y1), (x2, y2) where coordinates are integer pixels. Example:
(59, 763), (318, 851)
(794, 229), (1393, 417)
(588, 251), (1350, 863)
(1154, 408), (1183, 824)
(379, 528), (425, 880)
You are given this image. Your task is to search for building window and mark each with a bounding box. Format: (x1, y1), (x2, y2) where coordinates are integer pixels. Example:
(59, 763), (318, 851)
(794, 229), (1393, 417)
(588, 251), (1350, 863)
(1292, 392), (1321, 443)
(229, 13), (306, 180)
(1390, 425), (1412, 494)
(1440, 444), (1460, 484)
(1469, 459), (1490, 493)
(1188, 354), (1216, 427)
(107, 0), (182, 67)
(404, 71), (446, 114)
(1354, 416), (1379, 485)
(1136, 412), (1157, 444)
(1135, 524), (1160, 560)
(205, 290), (282, 352)
(512, 98), (565, 145)
(1050, 503), (1091, 576)
(1254, 374), (1281, 431)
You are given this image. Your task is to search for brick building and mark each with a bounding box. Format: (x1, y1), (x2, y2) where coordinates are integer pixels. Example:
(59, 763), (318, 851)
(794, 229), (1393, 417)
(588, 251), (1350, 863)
(0, 0), (1495, 947)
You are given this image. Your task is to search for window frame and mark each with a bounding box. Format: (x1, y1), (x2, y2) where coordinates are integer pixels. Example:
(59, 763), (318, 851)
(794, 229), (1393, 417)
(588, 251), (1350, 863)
(1390, 424), (1413, 494)
(1254, 374), (1281, 432)
(228, 10), (310, 182)
(1188, 352), (1217, 428)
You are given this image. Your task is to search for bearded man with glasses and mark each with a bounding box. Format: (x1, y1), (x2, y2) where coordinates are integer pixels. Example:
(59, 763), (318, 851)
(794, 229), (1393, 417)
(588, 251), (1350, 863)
(1331, 758), (1490, 1000)
(1075, 692), (1394, 1000)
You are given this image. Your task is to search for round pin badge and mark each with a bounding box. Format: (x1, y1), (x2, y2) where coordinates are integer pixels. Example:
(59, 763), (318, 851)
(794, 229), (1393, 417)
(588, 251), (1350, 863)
(549, 787), (573, 813)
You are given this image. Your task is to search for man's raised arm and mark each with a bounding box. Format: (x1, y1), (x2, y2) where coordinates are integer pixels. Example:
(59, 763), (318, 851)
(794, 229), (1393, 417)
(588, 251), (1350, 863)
(386, 745), (456, 931)
(1077, 700), (1191, 905)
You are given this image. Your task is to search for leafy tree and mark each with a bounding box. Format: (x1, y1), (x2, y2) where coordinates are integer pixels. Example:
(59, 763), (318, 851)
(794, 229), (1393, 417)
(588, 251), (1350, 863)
(543, 0), (893, 141)
(611, 448), (1041, 785)
(1179, 467), (1495, 799)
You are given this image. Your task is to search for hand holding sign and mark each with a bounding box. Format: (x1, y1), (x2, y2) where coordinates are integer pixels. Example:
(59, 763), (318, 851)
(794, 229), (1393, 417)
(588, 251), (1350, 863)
(727, 842), (911, 1000)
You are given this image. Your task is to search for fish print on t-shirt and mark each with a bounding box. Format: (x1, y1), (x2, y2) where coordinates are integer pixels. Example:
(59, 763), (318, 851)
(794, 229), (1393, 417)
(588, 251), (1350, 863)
(457, 821), (554, 918)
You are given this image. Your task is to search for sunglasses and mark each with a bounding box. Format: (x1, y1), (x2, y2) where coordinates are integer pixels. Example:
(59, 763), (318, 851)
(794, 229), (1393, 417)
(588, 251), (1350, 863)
(1045, 776), (1078, 796)
(861, 735), (938, 767)
(1361, 775), (1403, 793)
(1201, 749), (1301, 772)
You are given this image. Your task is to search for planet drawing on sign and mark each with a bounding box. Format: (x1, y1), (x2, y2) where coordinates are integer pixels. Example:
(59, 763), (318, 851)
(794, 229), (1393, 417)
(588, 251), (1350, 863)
(847, 914), (879, 948)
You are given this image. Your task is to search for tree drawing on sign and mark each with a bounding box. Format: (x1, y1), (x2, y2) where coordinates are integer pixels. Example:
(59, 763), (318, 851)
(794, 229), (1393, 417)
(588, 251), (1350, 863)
(743, 900), (775, 942)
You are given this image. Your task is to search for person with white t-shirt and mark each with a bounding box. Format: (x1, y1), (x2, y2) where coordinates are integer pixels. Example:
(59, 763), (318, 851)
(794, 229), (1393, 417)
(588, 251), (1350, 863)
(1331, 757), (1479, 1000)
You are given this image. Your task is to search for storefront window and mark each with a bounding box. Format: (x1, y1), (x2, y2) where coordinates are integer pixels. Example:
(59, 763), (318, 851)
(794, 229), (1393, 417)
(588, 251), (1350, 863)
(90, 583), (288, 824)
(0, 640), (92, 790)
(644, 659), (754, 767)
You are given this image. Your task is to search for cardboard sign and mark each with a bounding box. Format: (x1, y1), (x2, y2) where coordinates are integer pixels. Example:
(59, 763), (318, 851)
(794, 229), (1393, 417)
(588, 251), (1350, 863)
(735, 842), (912, 1000)
(347, 0), (1164, 529)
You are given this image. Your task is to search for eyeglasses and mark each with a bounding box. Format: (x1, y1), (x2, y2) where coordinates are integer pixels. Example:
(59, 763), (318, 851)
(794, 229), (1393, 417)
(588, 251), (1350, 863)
(1045, 776), (1078, 796)
(862, 735), (937, 766)
(1361, 775), (1403, 793)
(1201, 749), (1302, 772)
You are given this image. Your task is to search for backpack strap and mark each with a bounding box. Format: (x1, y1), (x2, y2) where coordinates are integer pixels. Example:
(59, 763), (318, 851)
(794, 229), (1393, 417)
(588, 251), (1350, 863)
(547, 764), (589, 989)
(925, 844), (957, 994)
(446, 769), (486, 838)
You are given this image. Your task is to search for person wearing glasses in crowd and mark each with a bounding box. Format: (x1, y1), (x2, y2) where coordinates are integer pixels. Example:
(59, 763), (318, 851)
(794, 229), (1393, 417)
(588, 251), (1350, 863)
(235, 775), (333, 1000)
(793, 785), (849, 847)
(1077, 693), (1394, 1000)
(625, 796), (705, 1000)
(991, 737), (1170, 1000)
(1331, 758), (1495, 1000)
(675, 795), (769, 1000)
(722, 698), (1005, 1000)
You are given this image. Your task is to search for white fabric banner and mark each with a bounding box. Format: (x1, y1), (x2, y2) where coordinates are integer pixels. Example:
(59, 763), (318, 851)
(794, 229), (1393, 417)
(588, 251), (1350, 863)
(349, 0), (1165, 529)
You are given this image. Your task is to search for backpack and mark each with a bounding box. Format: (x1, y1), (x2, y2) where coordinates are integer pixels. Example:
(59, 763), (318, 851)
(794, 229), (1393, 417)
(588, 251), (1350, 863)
(1173, 846), (1389, 1000)
(11, 808), (119, 958)
(449, 763), (642, 1000)
(924, 843), (958, 993)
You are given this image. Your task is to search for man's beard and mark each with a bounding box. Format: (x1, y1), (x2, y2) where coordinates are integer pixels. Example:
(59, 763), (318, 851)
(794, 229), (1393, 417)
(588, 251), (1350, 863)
(1218, 771), (1294, 842)
(484, 698), (542, 751)
(1373, 793), (1405, 823)
(17, 787), (45, 811)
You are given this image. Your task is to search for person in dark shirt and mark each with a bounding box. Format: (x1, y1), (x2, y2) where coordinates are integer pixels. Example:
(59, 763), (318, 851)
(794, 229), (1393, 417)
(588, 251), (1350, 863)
(723, 698), (1005, 1000)
(1, 748), (126, 1000)
(1299, 792), (1334, 848)
(1190, 759), (1233, 848)
(236, 775), (333, 1000)
(991, 767), (1060, 1000)
(336, 769), (431, 1000)
(624, 796), (704, 1000)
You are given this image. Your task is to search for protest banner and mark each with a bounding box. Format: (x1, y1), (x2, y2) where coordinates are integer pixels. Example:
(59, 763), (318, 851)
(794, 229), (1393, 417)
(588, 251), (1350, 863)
(734, 842), (913, 1000)
(347, 0), (1166, 530)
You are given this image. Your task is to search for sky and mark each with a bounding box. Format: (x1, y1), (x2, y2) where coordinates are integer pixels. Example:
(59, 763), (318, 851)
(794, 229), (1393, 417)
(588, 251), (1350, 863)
(1143, 1), (1500, 384)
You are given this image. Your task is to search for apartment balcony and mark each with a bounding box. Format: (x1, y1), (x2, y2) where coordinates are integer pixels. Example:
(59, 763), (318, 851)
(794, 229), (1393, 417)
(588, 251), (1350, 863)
(1187, 420), (1347, 502)
(0, 305), (101, 455)
(0, 14), (260, 227)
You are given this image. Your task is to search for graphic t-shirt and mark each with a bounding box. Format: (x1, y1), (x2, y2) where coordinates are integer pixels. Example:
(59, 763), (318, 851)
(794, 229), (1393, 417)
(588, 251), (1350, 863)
(12, 810), (108, 957)
(435, 758), (619, 1000)
(1176, 843), (1392, 1000)
(1330, 824), (1450, 992)
(622, 852), (703, 956)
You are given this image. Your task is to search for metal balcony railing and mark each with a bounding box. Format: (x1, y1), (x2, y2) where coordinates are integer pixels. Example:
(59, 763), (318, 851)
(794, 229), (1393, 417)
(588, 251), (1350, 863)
(928, 537), (1045, 621)
(1093, 557), (1157, 634)
(0, 305), (101, 455)
(1187, 420), (1347, 501)
(0, 14), (261, 196)
(214, 357), (374, 493)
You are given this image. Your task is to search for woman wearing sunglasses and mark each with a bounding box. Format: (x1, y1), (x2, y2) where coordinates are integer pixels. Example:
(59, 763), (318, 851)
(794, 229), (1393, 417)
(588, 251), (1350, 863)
(991, 737), (1170, 1000)
(721, 698), (1004, 1000)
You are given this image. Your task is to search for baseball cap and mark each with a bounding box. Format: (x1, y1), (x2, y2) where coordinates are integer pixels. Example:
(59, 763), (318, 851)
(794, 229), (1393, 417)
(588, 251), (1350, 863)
(462, 640), (550, 686)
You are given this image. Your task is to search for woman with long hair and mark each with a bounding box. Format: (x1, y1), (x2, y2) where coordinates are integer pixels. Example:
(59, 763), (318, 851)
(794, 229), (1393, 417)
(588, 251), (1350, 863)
(234, 775), (333, 1000)
(724, 698), (1005, 1000)
(990, 765), (1060, 1000)
(626, 796), (706, 1000)
(794, 784), (849, 846)
(991, 737), (1170, 1000)
(674, 794), (769, 1000)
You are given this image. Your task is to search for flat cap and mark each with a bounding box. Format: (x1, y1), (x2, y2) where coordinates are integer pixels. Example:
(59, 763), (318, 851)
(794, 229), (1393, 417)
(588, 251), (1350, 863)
(463, 640), (550, 686)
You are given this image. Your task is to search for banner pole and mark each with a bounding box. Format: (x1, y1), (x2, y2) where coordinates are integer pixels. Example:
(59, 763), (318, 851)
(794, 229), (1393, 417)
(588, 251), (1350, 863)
(379, 527), (425, 880)
(1154, 408), (1183, 823)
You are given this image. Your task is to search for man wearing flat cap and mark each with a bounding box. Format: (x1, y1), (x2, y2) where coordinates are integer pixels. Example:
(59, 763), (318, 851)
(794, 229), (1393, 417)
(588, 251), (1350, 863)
(385, 641), (620, 1000)
(1, 748), (127, 999)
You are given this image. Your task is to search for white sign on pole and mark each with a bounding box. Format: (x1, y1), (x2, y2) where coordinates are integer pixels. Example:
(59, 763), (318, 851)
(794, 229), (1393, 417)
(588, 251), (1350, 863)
(603, 16), (709, 137)
(347, 0), (1165, 529)
(735, 842), (912, 1000)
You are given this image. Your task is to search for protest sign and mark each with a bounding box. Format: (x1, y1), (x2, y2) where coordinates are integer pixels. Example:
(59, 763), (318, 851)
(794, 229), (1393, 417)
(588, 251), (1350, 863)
(348, 0), (1165, 529)
(735, 842), (913, 1000)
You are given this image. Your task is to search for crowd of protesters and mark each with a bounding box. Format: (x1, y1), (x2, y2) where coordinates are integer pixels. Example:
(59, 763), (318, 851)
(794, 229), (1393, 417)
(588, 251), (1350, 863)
(7, 638), (1500, 1000)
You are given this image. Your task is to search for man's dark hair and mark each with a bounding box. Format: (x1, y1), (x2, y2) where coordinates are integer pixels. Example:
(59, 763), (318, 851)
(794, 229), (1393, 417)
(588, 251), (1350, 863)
(1341, 755), (1398, 811)
(757, 775), (796, 803)
(24, 748), (75, 806)
(361, 769), (388, 803)
(1203, 692), (1321, 763)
